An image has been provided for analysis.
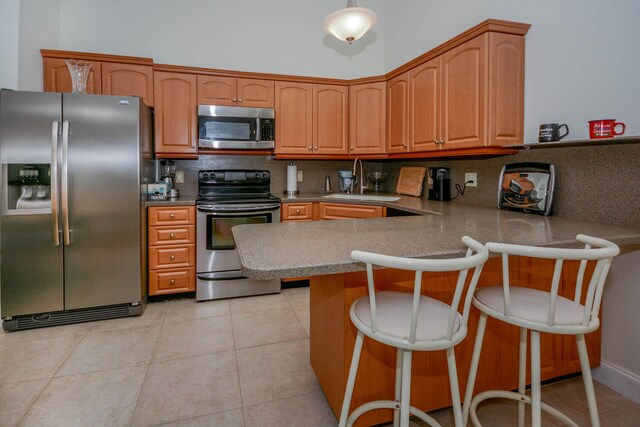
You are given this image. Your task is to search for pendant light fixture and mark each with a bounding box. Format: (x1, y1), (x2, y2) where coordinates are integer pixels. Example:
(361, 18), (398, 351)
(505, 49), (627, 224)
(324, 0), (377, 44)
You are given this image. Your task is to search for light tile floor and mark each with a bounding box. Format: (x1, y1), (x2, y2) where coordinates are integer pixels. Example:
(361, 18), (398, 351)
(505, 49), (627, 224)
(0, 286), (638, 426)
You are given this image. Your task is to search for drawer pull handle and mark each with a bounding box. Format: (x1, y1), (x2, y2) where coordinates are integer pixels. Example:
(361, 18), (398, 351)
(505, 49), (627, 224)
(170, 279), (176, 284)
(169, 233), (175, 238)
(170, 255), (175, 260)
(169, 213), (175, 219)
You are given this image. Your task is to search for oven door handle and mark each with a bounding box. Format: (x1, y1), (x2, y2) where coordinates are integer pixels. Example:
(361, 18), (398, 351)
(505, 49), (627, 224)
(197, 203), (281, 214)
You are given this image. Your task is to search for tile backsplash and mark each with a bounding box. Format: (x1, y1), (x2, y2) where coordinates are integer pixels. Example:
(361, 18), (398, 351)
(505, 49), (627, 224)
(169, 142), (639, 227)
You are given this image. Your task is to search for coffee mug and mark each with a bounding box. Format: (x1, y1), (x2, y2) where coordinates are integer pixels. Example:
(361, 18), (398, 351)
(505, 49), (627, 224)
(538, 123), (569, 142)
(589, 119), (625, 139)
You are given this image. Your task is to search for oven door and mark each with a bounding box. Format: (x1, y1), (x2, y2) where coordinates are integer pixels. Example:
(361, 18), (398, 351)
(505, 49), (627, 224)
(196, 203), (280, 274)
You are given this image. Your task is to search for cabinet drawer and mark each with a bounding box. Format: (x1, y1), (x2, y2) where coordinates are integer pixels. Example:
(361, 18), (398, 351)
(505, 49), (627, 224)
(148, 206), (195, 226)
(149, 225), (195, 246)
(149, 244), (195, 269)
(318, 203), (384, 220)
(282, 202), (315, 221)
(149, 268), (195, 295)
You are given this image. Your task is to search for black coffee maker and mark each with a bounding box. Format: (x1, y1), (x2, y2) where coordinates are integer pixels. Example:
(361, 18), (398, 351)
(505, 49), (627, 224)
(428, 167), (451, 201)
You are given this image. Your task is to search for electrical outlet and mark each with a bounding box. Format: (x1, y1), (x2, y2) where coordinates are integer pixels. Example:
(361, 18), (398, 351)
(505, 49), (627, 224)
(465, 173), (477, 187)
(297, 170), (303, 182)
(175, 170), (184, 183)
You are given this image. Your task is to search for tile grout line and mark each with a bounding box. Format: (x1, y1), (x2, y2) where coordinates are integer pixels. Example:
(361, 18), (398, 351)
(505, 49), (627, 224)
(16, 325), (92, 425)
(128, 305), (169, 427)
(229, 301), (248, 427)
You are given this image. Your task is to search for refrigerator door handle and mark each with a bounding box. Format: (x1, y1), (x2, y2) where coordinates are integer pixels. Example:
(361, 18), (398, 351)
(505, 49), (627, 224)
(61, 120), (70, 246)
(50, 121), (60, 246)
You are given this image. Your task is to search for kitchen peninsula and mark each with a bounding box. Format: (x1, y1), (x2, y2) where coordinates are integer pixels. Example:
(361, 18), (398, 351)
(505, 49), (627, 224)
(232, 198), (640, 426)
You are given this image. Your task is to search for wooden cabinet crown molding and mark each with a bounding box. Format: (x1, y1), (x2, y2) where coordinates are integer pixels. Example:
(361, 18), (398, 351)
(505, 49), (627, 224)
(41, 49), (153, 66)
(385, 19), (530, 80)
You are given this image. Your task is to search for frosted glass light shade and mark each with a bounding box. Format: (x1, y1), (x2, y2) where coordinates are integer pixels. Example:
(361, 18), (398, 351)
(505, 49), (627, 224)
(324, 6), (377, 44)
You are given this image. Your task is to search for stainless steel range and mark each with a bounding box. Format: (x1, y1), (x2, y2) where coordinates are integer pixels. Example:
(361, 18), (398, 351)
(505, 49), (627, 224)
(196, 169), (281, 301)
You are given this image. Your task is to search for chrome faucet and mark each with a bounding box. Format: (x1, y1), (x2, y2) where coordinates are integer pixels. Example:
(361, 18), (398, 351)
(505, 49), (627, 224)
(352, 157), (368, 195)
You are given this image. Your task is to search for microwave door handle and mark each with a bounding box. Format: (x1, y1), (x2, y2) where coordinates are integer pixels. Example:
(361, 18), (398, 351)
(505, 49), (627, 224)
(256, 117), (261, 142)
(50, 120), (60, 246)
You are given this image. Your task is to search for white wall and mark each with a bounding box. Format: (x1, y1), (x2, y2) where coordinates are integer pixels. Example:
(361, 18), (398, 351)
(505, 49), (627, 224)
(58, 0), (385, 79)
(0, 0), (21, 90)
(17, 0), (61, 91)
(384, 0), (640, 142)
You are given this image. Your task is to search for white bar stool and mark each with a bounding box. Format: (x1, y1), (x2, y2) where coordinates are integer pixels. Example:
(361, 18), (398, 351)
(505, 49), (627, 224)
(462, 234), (619, 427)
(338, 236), (489, 427)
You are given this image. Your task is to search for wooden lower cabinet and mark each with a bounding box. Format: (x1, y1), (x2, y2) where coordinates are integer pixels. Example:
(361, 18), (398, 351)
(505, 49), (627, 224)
(148, 206), (196, 296)
(281, 202), (316, 222)
(318, 202), (385, 220)
(310, 256), (601, 426)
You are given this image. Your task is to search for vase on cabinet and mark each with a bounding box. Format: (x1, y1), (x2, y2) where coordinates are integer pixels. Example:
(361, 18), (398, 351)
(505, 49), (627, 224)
(65, 59), (92, 93)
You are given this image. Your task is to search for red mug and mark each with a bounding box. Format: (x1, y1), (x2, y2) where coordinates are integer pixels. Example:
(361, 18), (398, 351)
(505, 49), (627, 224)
(588, 119), (626, 139)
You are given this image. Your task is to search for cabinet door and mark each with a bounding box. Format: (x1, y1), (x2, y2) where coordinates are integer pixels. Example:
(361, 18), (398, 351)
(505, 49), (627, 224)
(313, 84), (349, 156)
(349, 82), (386, 155)
(237, 78), (275, 108)
(488, 32), (525, 147)
(409, 58), (441, 152)
(154, 72), (198, 157)
(197, 75), (237, 106)
(386, 73), (409, 153)
(441, 34), (486, 149)
(43, 58), (102, 94)
(318, 203), (384, 220)
(101, 62), (154, 106)
(281, 202), (315, 221)
(275, 81), (313, 154)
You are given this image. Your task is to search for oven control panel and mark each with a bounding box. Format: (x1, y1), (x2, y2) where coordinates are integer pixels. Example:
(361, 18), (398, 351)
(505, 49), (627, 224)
(198, 170), (270, 185)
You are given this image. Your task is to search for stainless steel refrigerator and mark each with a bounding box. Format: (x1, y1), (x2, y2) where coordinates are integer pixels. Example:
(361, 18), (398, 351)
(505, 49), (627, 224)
(0, 90), (154, 331)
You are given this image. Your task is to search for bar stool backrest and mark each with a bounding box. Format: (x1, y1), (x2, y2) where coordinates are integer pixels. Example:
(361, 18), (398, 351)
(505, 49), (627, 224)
(351, 236), (489, 345)
(486, 234), (620, 328)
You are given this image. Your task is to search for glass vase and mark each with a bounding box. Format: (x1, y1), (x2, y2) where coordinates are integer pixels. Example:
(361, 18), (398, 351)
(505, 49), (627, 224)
(65, 59), (92, 93)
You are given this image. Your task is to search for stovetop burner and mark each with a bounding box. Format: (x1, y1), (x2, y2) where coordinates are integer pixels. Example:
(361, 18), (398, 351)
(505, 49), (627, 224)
(197, 169), (280, 205)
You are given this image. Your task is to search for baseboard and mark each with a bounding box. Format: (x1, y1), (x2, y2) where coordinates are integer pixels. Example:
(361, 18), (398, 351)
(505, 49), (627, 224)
(592, 360), (640, 404)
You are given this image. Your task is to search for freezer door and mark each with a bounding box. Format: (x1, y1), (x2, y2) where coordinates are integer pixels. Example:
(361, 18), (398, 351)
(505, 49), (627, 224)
(62, 94), (143, 309)
(0, 91), (64, 317)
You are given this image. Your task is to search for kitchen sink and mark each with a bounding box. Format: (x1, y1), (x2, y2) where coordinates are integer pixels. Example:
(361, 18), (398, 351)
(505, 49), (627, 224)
(322, 193), (401, 202)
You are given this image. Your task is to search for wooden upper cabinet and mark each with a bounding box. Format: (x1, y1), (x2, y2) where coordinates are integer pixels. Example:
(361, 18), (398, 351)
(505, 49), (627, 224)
(488, 32), (525, 147)
(153, 71), (198, 158)
(409, 58), (441, 152)
(101, 62), (154, 106)
(197, 76), (274, 108)
(386, 73), (409, 153)
(441, 34), (486, 149)
(275, 81), (313, 154)
(43, 57), (102, 94)
(313, 84), (349, 155)
(237, 78), (274, 108)
(349, 82), (386, 155)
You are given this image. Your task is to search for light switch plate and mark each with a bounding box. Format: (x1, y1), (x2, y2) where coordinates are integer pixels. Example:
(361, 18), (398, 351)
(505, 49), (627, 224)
(175, 170), (184, 183)
(297, 171), (303, 182)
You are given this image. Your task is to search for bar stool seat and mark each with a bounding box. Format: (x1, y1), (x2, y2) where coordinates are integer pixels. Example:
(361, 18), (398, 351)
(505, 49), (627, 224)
(338, 236), (489, 427)
(462, 234), (620, 427)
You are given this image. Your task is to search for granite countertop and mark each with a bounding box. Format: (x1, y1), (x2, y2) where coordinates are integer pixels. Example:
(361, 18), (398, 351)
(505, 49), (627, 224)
(233, 196), (640, 280)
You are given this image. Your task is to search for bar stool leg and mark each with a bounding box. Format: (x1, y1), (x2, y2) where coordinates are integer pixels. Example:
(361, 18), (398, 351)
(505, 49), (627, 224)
(462, 312), (488, 424)
(400, 349), (413, 427)
(518, 328), (528, 427)
(446, 347), (463, 427)
(530, 330), (542, 427)
(393, 348), (402, 427)
(577, 334), (601, 427)
(338, 330), (365, 427)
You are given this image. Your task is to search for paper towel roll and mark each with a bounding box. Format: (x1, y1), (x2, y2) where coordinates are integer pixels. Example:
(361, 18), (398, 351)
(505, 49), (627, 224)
(286, 163), (298, 194)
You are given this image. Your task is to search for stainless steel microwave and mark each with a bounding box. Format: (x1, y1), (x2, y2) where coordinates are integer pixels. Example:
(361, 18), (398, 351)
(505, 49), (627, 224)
(197, 105), (275, 150)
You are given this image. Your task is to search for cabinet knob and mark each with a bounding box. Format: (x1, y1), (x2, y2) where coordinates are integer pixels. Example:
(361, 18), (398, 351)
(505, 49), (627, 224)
(402, 143), (407, 148)
(308, 147), (313, 150)
(314, 146), (318, 150)
(238, 99), (243, 103)
(296, 209), (301, 214)
(169, 213), (175, 219)
(232, 98), (237, 102)
(170, 255), (175, 260)
(169, 233), (175, 238)
(170, 279), (176, 285)
(350, 146), (354, 150)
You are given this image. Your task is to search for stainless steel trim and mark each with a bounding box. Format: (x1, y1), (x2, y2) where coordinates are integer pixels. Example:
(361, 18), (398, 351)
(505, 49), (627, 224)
(50, 121), (60, 246)
(197, 139), (275, 150)
(197, 203), (281, 214)
(197, 271), (246, 281)
(61, 120), (70, 246)
(197, 105), (275, 119)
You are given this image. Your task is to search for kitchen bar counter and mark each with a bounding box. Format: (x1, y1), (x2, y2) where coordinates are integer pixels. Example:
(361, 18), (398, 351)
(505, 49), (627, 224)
(234, 197), (640, 280)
